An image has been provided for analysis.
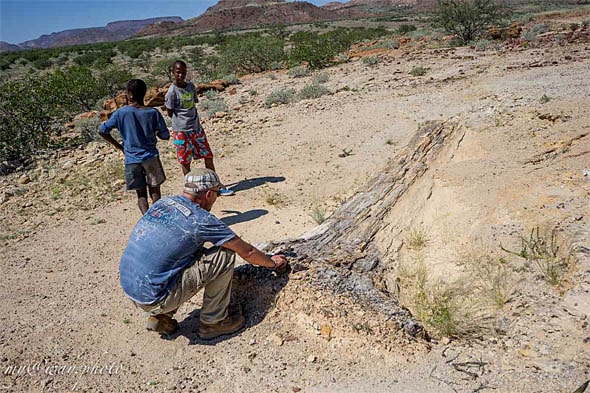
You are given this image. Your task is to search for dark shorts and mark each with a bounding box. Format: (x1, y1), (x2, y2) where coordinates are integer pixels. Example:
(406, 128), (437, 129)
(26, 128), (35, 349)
(172, 129), (213, 165)
(125, 156), (166, 190)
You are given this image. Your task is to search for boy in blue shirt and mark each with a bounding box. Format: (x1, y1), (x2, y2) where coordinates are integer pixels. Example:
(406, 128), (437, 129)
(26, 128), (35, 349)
(99, 79), (170, 214)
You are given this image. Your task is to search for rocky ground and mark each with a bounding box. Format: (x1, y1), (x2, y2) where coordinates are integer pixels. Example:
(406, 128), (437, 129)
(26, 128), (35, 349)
(1, 12), (590, 393)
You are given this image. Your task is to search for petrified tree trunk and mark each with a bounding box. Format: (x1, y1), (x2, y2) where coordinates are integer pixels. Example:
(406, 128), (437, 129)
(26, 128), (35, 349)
(263, 119), (464, 338)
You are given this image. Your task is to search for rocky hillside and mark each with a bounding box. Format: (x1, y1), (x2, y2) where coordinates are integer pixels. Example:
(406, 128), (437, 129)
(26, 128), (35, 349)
(137, 1), (339, 37)
(5, 17), (183, 51)
(0, 41), (21, 52)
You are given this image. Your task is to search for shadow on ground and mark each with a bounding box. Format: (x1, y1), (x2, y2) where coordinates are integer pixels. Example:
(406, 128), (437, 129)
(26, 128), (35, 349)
(226, 176), (286, 192)
(220, 209), (268, 226)
(169, 264), (290, 345)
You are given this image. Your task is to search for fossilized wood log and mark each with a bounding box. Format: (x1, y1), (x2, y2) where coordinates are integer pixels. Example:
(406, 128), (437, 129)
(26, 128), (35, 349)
(262, 119), (464, 338)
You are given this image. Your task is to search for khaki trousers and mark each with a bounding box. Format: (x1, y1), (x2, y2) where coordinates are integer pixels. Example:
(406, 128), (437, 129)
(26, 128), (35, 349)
(137, 247), (235, 324)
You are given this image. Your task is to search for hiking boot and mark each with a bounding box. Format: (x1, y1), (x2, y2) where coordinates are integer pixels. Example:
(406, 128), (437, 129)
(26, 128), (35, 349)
(199, 313), (245, 340)
(146, 314), (179, 335)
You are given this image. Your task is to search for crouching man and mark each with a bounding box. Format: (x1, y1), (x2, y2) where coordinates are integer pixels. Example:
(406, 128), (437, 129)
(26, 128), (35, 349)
(119, 168), (288, 339)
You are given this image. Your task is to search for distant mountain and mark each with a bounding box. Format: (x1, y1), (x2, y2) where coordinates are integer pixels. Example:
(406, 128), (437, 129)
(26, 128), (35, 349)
(3, 17), (183, 51)
(0, 41), (21, 52)
(136, 0), (340, 37)
(322, 0), (436, 14)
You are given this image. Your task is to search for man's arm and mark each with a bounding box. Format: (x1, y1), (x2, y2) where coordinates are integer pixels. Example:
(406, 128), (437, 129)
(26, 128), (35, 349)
(221, 236), (287, 270)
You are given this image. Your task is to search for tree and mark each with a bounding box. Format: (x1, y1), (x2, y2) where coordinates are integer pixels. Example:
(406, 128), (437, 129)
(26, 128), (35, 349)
(0, 76), (67, 161)
(218, 34), (285, 75)
(432, 0), (504, 43)
(48, 66), (100, 112)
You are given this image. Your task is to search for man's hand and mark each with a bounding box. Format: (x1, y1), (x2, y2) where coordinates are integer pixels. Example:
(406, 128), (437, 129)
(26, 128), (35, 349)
(270, 254), (288, 273)
(222, 236), (289, 272)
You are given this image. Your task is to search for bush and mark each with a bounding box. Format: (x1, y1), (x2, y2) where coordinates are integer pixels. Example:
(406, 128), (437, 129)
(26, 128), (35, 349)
(198, 96), (228, 118)
(48, 65), (110, 112)
(523, 23), (550, 42)
(265, 88), (296, 108)
(0, 77), (66, 161)
(32, 57), (53, 70)
(217, 34), (285, 75)
(96, 65), (132, 99)
(474, 39), (493, 51)
(298, 84), (330, 100)
(410, 66), (428, 76)
(288, 28), (389, 69)
(432, 0), (505, 44)
(288, 65), (309, 78)
(397, 24), (417, 35)
(312, 72), (330, 84)
(74, 117), (102, 143)
(362, 56), (379, 66)
(223, 74), (240, 85)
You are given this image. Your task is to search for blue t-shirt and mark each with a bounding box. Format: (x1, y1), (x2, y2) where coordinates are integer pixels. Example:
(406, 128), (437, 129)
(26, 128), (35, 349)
(99, 106), (170, 164)
(119, 195), (236, 304)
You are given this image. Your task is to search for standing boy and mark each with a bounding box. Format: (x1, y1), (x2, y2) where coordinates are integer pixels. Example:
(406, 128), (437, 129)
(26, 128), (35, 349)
(99, 79), (170, 214)
(165, 60), (234, 196)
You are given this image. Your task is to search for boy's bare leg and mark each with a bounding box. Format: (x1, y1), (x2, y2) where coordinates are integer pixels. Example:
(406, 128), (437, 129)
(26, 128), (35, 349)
(148, 186), (161, 205)
(136, 189), (149, 215)
(181, 163), (191, 175)
(204, 158), (215, 172)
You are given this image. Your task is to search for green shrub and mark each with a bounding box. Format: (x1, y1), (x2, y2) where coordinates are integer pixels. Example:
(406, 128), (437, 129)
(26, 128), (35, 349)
(312, 72), (330, 84)
(410, 66), (428, 76)
(223, 73), (240, 85)
(474, 39), (492, 51)
(288, 65), (309, 78)
(397, 24), (417, 35)
(432, 0), (505, 44)
(362, 56), (379, 66)
(217, 34), (285, 75)
(569, 22), (579, 31)
(288, 28), (388, 69)
(32, 57), (53, 70)
(298, 84), (330, 100)
(524, 23), (550, 42)
(198, 96), (228, 118)
(310, 205), (326, 224)
(265, 88), (296, 108)
(74, 117), (102, 143)
(0, 77), (66, 161)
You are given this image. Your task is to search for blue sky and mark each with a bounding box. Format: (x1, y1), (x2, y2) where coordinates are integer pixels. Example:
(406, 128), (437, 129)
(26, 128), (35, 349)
(0, 0), (335, 44)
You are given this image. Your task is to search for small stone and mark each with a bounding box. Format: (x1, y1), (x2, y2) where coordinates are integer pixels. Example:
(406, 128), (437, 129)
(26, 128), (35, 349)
(440, 337), (450, 345)
(518, 348), (539, 358)
(18, 174), (31, 184)
(271, 334), (284, 347)
(320, 325), (332, 340)
(307, 355), (316, 363)
(249, 339), (257, 345)
(292, 387), (301, 392)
